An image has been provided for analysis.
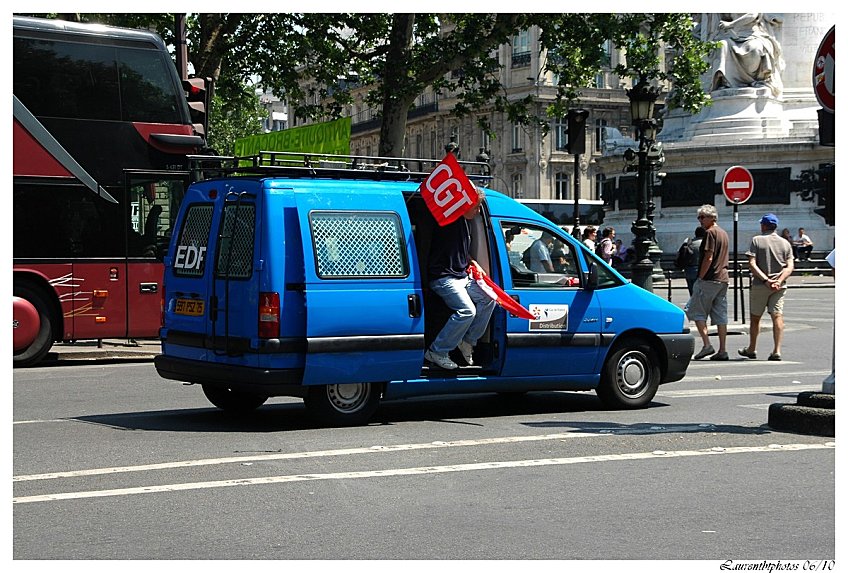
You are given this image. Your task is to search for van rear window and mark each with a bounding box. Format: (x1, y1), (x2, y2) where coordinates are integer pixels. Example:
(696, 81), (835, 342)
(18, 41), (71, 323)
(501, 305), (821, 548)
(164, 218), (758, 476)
(173, 204), (213, 277)
(216, 204), (255, 279)
(309, 211), (408, 279)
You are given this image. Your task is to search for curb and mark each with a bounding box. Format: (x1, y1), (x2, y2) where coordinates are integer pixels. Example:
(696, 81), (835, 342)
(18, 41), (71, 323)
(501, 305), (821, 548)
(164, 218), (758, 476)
(767, 392), (835, 437)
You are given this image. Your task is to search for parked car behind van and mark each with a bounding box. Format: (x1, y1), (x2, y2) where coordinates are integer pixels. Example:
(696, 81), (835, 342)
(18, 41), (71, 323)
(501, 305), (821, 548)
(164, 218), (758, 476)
(154, 153), (694, 425)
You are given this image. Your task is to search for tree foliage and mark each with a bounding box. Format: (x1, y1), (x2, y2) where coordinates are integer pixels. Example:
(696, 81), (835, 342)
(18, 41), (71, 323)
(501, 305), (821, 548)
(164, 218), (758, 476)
(23, 12), (714, 157)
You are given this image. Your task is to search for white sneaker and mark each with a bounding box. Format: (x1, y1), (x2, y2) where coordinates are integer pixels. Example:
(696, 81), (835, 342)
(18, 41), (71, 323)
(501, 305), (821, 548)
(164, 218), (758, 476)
(424, 349), (458, 370)
(457, 340), (474, 366)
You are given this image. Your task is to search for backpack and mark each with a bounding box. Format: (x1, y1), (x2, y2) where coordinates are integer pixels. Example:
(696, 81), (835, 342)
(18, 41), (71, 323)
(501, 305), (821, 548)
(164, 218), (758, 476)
(596, 238), (611, 259)
(675, 239), (697, 269)
(522, 246), (534, 268)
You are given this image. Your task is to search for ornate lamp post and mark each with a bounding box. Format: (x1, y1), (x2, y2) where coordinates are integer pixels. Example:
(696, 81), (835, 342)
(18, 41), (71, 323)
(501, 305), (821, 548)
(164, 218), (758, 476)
(626, 79), (661, 291)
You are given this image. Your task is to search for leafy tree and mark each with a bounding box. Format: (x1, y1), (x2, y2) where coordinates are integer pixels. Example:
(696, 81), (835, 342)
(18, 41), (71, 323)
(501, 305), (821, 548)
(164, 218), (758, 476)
(22, 13), (714, 157)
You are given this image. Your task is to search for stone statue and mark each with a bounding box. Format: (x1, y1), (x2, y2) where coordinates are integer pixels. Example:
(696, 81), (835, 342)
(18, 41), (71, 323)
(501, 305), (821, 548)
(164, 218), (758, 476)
(698, 13), (785, 98)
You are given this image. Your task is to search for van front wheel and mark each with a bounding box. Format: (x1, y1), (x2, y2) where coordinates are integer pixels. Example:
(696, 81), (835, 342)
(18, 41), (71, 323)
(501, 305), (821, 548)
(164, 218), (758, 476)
(202, 385), (268, 414)
(305, 383), (380, 426)
(596, 343), (660, 409)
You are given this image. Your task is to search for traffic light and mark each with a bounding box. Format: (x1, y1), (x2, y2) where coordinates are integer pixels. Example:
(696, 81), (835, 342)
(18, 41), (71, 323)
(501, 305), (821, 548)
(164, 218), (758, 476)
(566, 108), (590, 155)
(183, 77), (211, 138)
(813, 164), (835, 225)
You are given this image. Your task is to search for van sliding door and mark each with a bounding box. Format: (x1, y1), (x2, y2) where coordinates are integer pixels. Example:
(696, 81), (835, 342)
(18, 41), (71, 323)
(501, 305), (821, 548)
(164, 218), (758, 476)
(294, 186), (424, 385)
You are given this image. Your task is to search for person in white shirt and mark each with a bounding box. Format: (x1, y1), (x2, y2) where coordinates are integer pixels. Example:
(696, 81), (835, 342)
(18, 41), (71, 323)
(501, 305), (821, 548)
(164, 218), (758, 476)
(581, 226), (597, 252)
(793, 227), (813, 261)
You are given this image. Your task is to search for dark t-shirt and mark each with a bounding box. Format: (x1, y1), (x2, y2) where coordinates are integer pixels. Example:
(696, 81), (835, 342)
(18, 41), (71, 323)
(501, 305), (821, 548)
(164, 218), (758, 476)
(428, 217), (471, 280)
(700, 224), (730, 283)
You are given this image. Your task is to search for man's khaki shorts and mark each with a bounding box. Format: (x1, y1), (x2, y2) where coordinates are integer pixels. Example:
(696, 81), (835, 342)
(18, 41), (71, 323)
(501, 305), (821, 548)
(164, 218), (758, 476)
(749, 283), (786, 316)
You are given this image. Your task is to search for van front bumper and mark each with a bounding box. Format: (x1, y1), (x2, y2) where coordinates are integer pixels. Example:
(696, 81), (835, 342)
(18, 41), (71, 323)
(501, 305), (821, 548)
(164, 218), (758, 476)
(154, 355), (307, 397)
(658, 332), (695, 383)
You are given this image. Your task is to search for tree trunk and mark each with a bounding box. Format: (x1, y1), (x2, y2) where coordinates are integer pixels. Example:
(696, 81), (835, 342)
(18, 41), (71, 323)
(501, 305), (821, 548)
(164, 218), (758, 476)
(378, 14), (416, 157)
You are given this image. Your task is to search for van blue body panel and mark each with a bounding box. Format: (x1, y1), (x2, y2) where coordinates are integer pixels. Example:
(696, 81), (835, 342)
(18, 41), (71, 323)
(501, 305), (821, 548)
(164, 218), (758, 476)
(157, 171), (694, 418)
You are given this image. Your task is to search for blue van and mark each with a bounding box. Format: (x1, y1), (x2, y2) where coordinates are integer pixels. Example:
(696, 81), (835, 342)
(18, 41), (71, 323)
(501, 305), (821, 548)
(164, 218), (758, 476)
(154, 153), (693, 425)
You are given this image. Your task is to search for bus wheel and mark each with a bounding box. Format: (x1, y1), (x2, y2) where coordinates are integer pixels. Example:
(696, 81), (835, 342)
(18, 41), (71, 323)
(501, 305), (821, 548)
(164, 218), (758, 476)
(305, 383), (380, 426)
(202, 385), (268, 414)
(596, 342), (660, 409)
(13, 285), (54, 368)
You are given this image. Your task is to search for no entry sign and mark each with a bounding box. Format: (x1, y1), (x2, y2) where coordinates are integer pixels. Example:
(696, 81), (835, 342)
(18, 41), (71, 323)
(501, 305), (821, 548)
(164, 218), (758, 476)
(813, 26), (835, 113)
(722, 165), (754, 204)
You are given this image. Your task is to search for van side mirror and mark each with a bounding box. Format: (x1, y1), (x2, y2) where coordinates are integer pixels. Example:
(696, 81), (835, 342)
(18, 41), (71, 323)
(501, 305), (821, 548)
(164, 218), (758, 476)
(584, 262), (598, 289)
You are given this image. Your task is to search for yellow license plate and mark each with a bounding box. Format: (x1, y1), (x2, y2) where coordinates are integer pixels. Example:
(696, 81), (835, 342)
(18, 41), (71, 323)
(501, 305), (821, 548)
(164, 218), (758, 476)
(175, 298), (205, 316)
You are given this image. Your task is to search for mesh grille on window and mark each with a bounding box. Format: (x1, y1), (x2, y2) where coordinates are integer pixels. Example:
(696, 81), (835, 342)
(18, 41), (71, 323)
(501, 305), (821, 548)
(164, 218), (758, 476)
(216, 204), (255, 279)
(174, 205), (213, 277)
(310, 212), (406, 278)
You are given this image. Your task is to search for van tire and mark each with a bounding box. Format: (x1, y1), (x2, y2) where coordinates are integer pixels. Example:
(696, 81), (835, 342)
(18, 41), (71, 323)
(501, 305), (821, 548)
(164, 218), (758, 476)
(305, 383), (380, 426)
(13, 284), (55, 368)
(596, 342), (660, 409)
(202, 385), (268, 413)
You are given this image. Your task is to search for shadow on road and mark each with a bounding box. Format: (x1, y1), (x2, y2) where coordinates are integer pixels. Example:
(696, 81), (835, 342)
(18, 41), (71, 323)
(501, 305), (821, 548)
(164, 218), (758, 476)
(68, 391), (698, 434)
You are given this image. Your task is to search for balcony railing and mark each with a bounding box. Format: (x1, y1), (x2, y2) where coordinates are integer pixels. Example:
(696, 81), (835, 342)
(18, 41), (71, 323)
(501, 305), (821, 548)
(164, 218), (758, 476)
(511, 51), (531, 68)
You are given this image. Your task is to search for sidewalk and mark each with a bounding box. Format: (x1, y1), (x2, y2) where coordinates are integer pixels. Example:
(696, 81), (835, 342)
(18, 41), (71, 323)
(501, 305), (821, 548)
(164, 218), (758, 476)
(42, 274), (833, 364)
(45, 338), (162, 364)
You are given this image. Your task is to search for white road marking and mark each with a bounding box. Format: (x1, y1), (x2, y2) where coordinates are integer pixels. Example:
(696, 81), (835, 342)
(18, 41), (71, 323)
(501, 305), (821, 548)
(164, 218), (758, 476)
(13, 443), (833, 505)
(657, 384), (820, 398)
(15, 423), (729, 483)
(14, 433), (605, 482)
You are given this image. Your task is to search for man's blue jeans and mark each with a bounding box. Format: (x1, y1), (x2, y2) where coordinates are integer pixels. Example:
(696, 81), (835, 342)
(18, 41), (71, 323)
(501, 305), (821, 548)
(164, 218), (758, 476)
(429, 275), (496, 354)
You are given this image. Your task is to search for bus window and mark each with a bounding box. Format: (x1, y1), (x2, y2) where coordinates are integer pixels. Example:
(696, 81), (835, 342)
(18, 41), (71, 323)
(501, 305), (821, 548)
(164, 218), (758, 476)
(13, 37), (121, 121)
(13, 184), (124, 259)
(118, 47), (184, 123)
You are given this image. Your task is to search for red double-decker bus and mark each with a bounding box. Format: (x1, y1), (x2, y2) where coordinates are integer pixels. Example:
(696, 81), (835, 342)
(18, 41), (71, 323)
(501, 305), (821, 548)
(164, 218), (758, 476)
(13, 16), (208, 366)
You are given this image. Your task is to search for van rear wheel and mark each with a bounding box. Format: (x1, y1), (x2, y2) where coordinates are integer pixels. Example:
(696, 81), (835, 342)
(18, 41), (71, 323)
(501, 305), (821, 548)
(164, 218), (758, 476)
(596, 342), (660, 409)
(305, 383), (380, 426)
(202, 385), (268, 414)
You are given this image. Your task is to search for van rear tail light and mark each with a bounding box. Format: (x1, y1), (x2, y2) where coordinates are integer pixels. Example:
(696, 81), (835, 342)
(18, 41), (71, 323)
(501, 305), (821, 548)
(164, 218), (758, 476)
(258, 292), (280, 338)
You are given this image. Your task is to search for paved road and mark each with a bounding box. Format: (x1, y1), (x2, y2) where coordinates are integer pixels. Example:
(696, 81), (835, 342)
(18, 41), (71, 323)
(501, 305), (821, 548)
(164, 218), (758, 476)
(13, 285), (835, 564)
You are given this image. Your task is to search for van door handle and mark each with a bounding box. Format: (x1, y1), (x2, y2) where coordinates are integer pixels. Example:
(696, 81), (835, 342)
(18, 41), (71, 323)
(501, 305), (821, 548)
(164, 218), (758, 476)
(408, 294), (421, 318)
(139, 282), (159, 294)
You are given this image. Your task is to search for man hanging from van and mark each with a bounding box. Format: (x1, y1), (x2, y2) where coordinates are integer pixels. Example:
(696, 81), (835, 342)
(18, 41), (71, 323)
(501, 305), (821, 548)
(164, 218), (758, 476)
(425, 186), (496, 370)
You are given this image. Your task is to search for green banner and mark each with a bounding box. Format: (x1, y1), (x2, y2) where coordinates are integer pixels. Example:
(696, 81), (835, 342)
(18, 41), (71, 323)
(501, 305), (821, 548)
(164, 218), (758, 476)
(234, 117), (351, 158)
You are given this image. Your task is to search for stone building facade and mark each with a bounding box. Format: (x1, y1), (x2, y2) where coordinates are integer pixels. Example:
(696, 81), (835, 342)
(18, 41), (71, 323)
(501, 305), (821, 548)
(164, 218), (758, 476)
(285, 14), (836, 254)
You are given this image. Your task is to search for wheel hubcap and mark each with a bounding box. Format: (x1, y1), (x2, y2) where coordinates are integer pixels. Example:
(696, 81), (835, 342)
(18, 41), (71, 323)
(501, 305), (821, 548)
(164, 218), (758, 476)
(326, 383), (369, 413)
(616, 351), (649, 398)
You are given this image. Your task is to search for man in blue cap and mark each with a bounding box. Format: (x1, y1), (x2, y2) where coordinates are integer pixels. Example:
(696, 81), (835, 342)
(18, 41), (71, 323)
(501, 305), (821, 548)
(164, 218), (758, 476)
(738, 213), (794, 361)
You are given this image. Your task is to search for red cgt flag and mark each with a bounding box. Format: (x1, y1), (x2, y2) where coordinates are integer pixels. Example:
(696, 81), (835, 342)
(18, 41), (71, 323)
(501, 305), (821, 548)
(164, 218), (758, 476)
(468, 265), (535, 321)
(420, 153), (479, 226)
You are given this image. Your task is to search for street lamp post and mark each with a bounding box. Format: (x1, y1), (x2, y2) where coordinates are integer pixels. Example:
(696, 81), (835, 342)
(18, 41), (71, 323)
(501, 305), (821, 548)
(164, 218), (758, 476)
(626, 80), (661, 292)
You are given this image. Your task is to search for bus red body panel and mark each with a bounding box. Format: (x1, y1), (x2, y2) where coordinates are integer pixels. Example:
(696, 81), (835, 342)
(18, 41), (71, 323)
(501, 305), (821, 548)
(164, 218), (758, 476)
(13, 120), (73, 178)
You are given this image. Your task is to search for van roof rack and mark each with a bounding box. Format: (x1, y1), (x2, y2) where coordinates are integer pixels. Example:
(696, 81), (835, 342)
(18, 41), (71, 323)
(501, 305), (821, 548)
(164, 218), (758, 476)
(187, 151), (492, 185)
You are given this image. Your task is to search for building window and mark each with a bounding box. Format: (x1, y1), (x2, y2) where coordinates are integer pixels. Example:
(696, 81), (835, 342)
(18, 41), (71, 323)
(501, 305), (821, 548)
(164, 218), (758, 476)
(600, 40), (612, 67)
(594, 73), (606, 88)
(511, 30), (531, 68)
(555, 173), (570, 200)
(595, 119), (608, 153)
(480, 128), (490, 153)
(595, 174), (606, 201)
(554, 118), (567, 151)
(512, 173), (524, 199)
(511, 123), (523, 152)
